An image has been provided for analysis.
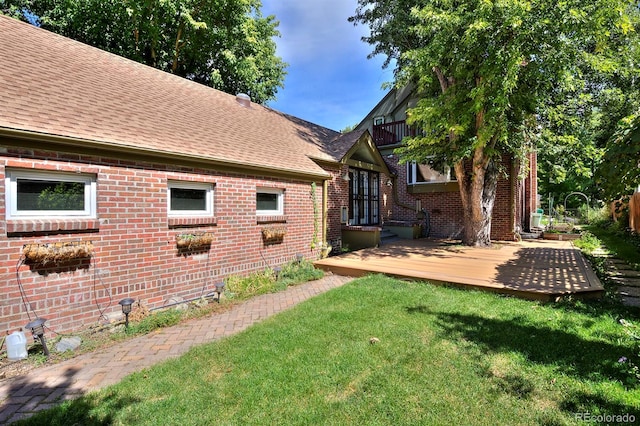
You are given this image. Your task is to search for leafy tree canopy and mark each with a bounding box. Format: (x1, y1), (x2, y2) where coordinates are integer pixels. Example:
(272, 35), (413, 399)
(351, 0), (640, 245)
(1, 0), (287, 104)
(598, 113), (640, 201)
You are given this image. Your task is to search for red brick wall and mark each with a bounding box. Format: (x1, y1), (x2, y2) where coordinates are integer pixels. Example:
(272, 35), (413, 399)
(325, 165), (346, 247)
(1, 148), (323, 334)
(383, 152), (521, 240)
(325, 164), (394, 251)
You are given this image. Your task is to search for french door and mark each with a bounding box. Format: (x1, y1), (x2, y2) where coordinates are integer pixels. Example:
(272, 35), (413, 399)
(348, 169), (380, 225)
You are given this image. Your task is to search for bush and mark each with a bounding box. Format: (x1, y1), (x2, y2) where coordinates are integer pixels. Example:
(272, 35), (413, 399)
(573, 231), (601, 254)
(126, 309), (183, 335)
(226, 269), (276, 299)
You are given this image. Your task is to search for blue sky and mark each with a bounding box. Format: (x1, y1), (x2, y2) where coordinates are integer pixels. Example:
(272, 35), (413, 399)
(260, 0), (394, 131)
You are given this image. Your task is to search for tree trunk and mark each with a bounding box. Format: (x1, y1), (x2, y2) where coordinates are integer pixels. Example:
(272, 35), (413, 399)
(456, 150), (499, 247)
(435, 67), (499, 247)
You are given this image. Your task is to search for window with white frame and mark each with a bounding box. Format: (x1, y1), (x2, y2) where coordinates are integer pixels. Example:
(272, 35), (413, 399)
(407, 161), (455, 185)
(5, 169), (97, 219)
(168, 181), (214, 216)
(256, 188), (284, 216)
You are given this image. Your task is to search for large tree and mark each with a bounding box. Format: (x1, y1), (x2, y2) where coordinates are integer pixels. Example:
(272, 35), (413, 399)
(1, 0), (286, 104)
(351, 0), (640, 246)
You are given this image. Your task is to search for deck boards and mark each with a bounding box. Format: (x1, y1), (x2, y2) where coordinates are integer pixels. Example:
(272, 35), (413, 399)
(314, 239), (604, 301)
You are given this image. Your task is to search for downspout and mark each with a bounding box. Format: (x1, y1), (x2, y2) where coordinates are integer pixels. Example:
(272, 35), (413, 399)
(391, 174), (417, 212)
(323, 179), (329, 247)
(510, 158), (520, 239)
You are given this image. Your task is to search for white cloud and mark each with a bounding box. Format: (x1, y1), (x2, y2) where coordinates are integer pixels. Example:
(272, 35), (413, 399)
(261, 0), (371, 66)
(259, 0), (394, 130)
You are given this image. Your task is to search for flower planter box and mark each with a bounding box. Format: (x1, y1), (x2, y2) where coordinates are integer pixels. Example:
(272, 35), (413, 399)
(23, 241), (93, 264)
(542, 232), (581, 241)
(175, 232), (213, 249)
(262, 227), (286, 244)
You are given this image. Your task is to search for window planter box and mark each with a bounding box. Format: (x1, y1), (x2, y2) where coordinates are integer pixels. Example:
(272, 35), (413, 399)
(22, 241), (94, 264)
(175, 232), (213, 249)
(262, 226), (286, 244)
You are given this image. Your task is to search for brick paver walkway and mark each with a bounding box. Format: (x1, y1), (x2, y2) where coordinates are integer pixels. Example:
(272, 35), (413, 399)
(0, 274), (353, 424)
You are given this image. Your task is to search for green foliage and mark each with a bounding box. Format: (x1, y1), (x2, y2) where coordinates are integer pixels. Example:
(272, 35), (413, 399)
(37, 182), (83, 210)
(351, 0), (640, 245)
(125, 309), (183, 335)
(226, 259), (324, 300)
(277, 258), (324, 286)
(310, 182), (319, 250)
(587, 222), (640, 270)
(2, 0), (287, 104)
(572, 231), (601, 254)
(598, 113), (640, 201)
(226, 269), (275, 299)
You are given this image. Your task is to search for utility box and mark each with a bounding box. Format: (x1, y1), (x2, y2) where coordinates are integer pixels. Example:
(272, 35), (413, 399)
(530, 212), (543, 230)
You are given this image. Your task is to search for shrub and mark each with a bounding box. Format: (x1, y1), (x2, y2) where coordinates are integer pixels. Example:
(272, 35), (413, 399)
(573, 231), (601, 254)
(126, 309), (183, 335)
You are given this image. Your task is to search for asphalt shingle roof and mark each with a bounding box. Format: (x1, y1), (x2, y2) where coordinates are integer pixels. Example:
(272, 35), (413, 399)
(0, 15), (342, 178)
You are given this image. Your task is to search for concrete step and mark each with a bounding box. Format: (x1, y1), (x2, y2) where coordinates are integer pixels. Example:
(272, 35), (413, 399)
(610, 277), (640, 288)
(621, 296), (640, 307)
(618, 286), (640, 297)
(380, 229), (399, 246)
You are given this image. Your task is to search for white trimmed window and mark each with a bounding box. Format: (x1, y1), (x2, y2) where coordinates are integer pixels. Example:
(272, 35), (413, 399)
(407, 161), (455, 185)
(5, 169), (97, 219)
(168, 181), (214, 217)
(256, 188), (284, 216)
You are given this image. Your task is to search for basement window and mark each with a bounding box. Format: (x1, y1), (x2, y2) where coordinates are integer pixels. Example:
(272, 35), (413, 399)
(256, 188), (284, 216)
(5, 169), (96, 219)
(168, 181), (214, 217)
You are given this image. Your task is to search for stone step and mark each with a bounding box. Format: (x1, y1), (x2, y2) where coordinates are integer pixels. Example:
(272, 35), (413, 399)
(621, 296), (640, 308)
(618, 286), (640, 297)
(610, 277), (640, 288)
(610, 270), (640, 279)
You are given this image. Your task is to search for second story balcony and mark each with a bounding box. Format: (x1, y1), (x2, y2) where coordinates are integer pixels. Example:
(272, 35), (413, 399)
(373, 120), (419, 147)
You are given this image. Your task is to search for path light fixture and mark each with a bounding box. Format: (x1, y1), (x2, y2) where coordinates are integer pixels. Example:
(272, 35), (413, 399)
(273, 266), (282, 280)
(119, 298), (135, 329)
(296, 253), (304, 263)
(214, 282), (226, 303)
(25, 317), (49, 357)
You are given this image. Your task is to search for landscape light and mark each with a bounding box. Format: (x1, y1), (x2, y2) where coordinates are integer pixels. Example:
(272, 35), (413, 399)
(119, 298), (135, 329)
(25, 317), (49, 357)
(214, 282), (226, 303)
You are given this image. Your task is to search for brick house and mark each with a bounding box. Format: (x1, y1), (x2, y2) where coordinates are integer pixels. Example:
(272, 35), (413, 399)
(352, 84), (538, 241)
(0, 16), (536, 334)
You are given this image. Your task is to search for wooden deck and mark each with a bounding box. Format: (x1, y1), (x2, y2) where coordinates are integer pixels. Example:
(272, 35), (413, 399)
(314, 239), (604, 301)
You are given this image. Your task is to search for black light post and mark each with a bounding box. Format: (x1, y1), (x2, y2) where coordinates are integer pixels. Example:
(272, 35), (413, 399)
(119, 298), (135, 329)
(214, 282), (226, 303)
(25, 317), (49, 357)
(273, 266), (282, 280)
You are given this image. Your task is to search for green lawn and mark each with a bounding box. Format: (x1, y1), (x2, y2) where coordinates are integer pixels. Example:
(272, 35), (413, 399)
(18, 275), (640, 425)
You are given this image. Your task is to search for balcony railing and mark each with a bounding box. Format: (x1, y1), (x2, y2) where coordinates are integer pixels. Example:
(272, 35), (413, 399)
(373, 120), (417, 147)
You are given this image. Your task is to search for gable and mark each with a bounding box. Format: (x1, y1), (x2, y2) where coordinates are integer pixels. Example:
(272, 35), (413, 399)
(342, 132), (391, 175)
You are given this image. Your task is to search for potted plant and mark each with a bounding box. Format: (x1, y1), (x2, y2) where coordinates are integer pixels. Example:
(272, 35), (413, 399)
(175, 232), (213, 249)
(261, 226), (286, 243)
(23, 241), (94, 265)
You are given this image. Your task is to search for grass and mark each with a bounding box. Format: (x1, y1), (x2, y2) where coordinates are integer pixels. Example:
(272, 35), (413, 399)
(16, 275), (640, 425)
